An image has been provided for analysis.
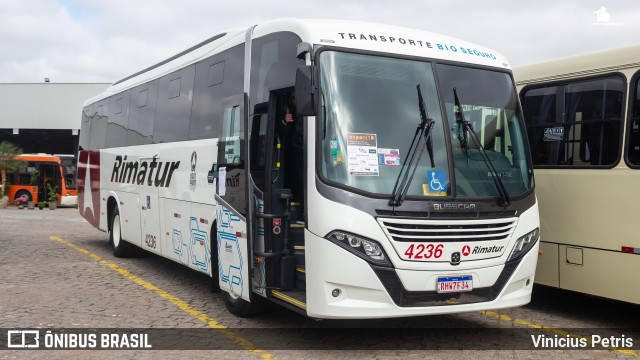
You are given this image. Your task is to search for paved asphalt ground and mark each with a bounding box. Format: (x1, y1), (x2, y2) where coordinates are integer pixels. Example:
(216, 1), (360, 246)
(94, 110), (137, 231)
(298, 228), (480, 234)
(0, 206), (638, 359)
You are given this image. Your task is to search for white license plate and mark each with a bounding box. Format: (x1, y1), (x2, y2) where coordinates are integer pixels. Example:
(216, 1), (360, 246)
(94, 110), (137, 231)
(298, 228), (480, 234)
(437, 275), (473, 293)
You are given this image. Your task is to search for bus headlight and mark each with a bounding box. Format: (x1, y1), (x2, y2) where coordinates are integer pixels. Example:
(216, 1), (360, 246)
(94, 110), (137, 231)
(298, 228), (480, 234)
(327, 231), (391, 267)
(508, 228), (539, 262)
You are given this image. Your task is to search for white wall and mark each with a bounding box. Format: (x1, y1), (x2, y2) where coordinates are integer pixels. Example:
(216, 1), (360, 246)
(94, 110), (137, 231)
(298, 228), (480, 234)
(0, 83), (110, 130)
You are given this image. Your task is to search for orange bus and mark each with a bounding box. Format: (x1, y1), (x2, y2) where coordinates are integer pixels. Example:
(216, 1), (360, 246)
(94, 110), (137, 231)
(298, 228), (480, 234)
(6, 154), (78, 206)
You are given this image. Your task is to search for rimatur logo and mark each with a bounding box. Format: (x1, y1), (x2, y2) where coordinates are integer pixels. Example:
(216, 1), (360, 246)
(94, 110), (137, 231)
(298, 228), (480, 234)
(77, 150), (101, 228)
(462, 245), (471, 257)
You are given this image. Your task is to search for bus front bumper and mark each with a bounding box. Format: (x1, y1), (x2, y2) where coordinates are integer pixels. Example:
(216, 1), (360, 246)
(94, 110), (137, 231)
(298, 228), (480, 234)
(305, 229), (538, 319)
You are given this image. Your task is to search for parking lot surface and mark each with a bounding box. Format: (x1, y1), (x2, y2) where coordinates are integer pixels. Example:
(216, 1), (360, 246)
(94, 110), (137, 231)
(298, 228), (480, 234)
(0, 207), (638, 359)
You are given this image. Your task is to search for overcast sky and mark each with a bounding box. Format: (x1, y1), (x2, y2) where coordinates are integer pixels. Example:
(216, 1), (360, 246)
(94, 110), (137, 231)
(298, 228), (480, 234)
(1, 0), (637, 83)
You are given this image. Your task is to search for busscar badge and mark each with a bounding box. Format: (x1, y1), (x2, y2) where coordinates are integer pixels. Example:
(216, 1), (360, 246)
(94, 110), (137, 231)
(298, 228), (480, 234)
(450, 251), (461, 265)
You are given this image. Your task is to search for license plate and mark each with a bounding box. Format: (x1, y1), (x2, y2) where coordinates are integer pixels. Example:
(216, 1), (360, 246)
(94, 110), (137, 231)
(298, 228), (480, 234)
(437, 275), (473, 293)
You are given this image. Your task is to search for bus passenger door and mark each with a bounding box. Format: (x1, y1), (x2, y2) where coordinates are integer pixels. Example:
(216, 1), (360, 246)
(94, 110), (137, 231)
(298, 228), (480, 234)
(254, 91), (299, 291)
(215, 101), (252, 302)
(139, 156), (161, 255)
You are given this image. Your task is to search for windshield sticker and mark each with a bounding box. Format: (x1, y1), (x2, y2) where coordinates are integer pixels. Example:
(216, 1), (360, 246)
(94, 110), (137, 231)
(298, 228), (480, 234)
(544, 127), (564, 141)
(378, 148), (400, 166)
(347, 133), (379, 176)
(330, 137), (344, 166)
(423, 170), (447, 196)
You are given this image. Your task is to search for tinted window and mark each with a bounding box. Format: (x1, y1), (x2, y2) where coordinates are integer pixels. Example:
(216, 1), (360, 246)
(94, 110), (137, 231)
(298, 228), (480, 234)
(250, 32), (302, 111)
(190, 45), (244, 140)
(626, 73), (640, 166)
(127, 80), (158, 146)
(220, 105), (242, 164)
(208, 61), (224, 86)
(79, 106), (91, 150)
(88, 100), (107, 150)
(154, 65), (195, 143)
(249, 112), (268, 191)
(105, 90), (130, 148)
(522, 76), (624, 166)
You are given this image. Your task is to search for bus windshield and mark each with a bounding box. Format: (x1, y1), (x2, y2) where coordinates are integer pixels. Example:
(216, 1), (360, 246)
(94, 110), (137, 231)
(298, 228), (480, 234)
(319, 51), (533, 200)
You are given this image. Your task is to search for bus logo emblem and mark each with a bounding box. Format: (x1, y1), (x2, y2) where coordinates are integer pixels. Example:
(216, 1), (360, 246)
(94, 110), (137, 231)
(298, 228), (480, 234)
(451, 252), (461, 265)
(462, 245), (471, 257)
(189, 151), (197, 191)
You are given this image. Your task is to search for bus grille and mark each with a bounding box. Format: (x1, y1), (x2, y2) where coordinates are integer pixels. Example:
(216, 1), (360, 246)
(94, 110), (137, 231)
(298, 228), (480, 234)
(377, 217), (518, 242)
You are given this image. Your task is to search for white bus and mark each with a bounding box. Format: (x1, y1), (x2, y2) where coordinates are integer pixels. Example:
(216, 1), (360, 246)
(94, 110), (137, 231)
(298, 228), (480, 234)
(514, 45), (640, 305)
(78, 18), (539, 318)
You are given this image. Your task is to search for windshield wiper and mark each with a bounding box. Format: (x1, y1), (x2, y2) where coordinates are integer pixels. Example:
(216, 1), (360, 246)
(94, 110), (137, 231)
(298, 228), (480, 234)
(389, 84), (436, 207)
(453, 89), (469, 160)
(453, 88), (511, 207)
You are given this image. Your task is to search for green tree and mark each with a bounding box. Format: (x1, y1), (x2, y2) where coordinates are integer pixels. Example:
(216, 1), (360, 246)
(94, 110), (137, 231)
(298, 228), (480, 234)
(0, 141), (26, 197)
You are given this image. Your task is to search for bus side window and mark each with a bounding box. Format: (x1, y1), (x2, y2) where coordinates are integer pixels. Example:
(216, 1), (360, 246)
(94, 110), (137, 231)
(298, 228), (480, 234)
(105, 91), (130, 148)
(249, 111), (269, 192)
(127, 80), (158, 146)
(627, 75), (640, 166)
(153, 65), (195, 143)
(221, 105), (242, 165)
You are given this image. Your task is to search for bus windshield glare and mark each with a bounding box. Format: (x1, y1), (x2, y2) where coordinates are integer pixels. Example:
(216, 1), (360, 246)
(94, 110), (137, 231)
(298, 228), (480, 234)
(319, 51), (533, 200)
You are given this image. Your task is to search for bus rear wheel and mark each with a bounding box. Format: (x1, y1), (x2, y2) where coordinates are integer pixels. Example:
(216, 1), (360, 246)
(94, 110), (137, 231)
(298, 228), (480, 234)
(221, 289), (268, 317)
(110, 207), (135, 258)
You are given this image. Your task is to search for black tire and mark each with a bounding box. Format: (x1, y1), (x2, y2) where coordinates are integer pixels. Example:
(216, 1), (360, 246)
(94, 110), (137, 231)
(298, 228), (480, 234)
(210, 225), (220, 293)
(15, 190), (32, 202)
(110, 207), (136, 258)
(221, 289), (268, 317)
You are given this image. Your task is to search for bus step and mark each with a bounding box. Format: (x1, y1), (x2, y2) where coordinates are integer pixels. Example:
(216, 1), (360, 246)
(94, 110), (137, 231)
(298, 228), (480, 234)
(271, 289), (306, 310)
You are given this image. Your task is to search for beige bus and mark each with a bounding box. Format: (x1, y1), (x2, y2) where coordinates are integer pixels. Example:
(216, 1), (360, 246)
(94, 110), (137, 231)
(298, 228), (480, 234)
(513, 45), (640, 304)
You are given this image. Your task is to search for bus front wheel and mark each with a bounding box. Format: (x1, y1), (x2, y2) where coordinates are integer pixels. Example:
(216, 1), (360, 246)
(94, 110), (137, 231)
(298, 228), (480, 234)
(221, 288), (268, 317)
(110, 207), (136, 258)
(210, 224), (220, 293)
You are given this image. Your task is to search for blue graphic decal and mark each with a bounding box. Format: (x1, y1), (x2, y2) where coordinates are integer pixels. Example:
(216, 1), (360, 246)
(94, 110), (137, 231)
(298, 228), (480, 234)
(216, 207), (244, 298)
(189, 217), (209, 273)
(172, 218), (210, 274)
(172, 229), (184, 256)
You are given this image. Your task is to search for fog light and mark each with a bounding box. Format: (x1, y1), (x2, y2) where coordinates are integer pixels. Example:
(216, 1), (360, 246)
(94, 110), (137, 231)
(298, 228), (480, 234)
(332, 289), (341, 297)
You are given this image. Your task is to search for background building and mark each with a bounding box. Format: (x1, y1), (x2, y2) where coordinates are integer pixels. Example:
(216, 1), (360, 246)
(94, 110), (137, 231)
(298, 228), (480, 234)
(0, 83), (110, 155)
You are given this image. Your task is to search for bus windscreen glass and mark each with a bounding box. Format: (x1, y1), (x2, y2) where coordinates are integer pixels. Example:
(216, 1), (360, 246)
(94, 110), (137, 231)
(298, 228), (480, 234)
(319, 51), (533, 199)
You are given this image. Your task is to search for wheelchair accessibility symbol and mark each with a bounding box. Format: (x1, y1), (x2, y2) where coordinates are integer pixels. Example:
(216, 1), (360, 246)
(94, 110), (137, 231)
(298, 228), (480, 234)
(427, 170), (447, 193)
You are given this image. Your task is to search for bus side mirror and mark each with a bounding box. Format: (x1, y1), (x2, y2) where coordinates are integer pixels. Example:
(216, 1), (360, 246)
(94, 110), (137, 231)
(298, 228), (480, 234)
(295, 65), (317, 117)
